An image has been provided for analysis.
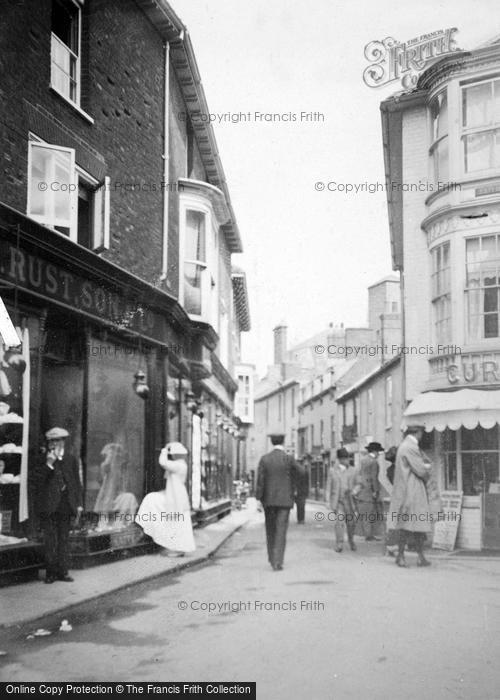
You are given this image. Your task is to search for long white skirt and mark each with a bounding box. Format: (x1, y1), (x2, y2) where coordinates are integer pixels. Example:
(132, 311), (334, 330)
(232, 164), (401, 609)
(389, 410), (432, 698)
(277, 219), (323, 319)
(135, 477), (195, 552)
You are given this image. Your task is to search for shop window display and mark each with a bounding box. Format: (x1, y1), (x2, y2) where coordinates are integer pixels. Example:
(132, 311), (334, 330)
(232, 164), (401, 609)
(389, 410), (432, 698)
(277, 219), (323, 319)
(86, 340), (146, 531)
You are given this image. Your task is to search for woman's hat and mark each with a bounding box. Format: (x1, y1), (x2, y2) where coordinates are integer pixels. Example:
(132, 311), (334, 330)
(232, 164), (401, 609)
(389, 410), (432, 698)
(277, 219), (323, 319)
(165, 442), (188, 455)
(365, 441), (384, 453)
(336, 447), (350, 459)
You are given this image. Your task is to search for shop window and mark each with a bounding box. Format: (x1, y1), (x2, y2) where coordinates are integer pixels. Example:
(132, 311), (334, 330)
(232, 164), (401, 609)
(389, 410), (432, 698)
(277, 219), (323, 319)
(465, 235), (500, 340)
(462, 78), (500, 174)
(429, 91), (449, 183)
(431, 242), (451, 344)
(27, 140), (110, 250)
(51, 0), (81, 105)
(442, 428), (457, 490)
(86, 340), (146, 529)
(461, 426), (499, 496)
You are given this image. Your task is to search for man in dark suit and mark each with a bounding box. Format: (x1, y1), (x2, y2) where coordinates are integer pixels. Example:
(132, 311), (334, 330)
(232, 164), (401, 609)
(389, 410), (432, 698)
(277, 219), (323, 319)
(353, 441), (383, 541)
(256, 433), (299, 571)
(34, 427), (83, 583)
(295, 462), (309, 524)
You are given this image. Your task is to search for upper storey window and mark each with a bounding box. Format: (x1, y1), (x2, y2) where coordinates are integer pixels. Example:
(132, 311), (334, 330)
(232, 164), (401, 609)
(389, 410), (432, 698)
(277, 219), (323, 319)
(51, 0), (81, 106)
(430, 91), (449, 183)
(462, 78), (500, 174)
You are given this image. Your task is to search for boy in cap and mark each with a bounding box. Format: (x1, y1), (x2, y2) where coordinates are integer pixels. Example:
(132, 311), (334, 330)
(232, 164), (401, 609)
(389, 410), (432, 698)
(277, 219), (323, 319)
(34, 427), (83, 583)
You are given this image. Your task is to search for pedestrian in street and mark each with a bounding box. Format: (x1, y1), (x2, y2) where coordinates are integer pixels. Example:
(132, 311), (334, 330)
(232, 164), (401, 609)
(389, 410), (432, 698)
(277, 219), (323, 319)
(34, 427), (83, 584)
(383, 446), (399, 557)
(295, 461), (309, 524)
(327, 448), (357, 552)
(136, 442), (195, 556)
(256, 433), (299, 571)
(353, 441), (384, 541)
(389, 425), (432, 568)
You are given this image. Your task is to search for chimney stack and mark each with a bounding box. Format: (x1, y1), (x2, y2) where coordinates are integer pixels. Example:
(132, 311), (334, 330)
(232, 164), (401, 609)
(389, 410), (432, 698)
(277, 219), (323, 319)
(273, 324), (288, 366)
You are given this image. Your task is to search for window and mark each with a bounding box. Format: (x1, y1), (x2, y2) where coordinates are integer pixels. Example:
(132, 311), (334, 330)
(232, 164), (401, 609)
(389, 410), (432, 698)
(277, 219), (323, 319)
(461, 426), (499, 495)
(465, 234), (500, 340)
(320, 419), (324, 447)
(330, 415), (335, 449)
(51, 0), (81, 105)
(367, 388), (374, 434)
(291, 387), (295, 417)
(278, 393), (282, 421)
(431, 242), (451, 343)
(429, 91), (449, 183)
(183, 210), (207, 316)
(442, 429), (458, 490)
(462, 78), (500, 174)
(27, 140), (110, 250)
(385, 376), (392, 429)
(310, 424), (314, 450)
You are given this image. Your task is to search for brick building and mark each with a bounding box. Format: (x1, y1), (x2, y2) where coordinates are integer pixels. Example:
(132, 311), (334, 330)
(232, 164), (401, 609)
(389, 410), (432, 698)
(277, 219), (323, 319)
(381, 36), (500, 549)
(0, 0), (250, 582)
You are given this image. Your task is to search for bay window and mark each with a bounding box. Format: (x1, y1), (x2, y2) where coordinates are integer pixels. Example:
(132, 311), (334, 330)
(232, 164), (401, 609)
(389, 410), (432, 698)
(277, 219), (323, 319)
(51, 0), (81, 105)
(462, 78), (500, 174)
(183, 210), (207, 316)
(431, 242), (451, 344)
(466, 234), (500, 340)
(430, 91), (449, 183)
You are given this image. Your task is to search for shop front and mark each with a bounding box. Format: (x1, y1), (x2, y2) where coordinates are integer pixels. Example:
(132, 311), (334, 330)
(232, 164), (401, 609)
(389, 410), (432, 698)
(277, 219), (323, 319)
(0, 205), (192, 583)
(403, 387), (500, 550)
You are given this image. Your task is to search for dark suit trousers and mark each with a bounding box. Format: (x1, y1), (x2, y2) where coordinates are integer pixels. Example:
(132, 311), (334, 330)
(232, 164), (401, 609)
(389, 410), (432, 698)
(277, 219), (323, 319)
(295, 498), (306, 523)
(264, 506), (290, 567)
(41, 494), (72, 577)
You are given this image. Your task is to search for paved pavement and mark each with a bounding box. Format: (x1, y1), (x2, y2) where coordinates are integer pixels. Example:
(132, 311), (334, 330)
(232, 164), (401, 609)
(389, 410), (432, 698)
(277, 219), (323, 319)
(1, 502), (500, 699)
(0, 503), (255, 629)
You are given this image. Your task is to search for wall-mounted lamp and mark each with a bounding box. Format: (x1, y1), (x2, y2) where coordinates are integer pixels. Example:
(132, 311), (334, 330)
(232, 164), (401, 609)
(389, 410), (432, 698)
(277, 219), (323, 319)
(133, 370), (150, 399)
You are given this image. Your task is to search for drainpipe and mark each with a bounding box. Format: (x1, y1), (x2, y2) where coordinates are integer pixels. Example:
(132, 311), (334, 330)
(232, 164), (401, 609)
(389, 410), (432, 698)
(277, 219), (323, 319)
(160, 41), (170, 282)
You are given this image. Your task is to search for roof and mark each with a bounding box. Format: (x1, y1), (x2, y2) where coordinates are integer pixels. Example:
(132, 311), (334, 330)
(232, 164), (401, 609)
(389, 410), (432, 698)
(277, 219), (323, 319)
(135, 0), (243, 253)
(231, 267), (251, 332)
(336, 355), (400, 403)
(367, 275), (400, 289)
(255, 378), (299, 402)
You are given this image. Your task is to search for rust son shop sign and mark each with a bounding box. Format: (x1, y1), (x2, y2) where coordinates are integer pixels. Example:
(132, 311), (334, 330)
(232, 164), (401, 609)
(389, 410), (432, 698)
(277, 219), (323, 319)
(363, 28), (460, 90)
(0, 241), (164, 341)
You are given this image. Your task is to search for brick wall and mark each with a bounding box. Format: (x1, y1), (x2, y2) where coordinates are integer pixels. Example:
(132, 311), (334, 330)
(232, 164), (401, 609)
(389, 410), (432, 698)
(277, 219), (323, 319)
(0, 0), (197, 289)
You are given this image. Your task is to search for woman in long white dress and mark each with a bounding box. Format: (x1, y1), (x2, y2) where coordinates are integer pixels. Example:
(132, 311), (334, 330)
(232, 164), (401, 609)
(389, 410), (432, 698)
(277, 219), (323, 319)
(135, 442), (195, 555)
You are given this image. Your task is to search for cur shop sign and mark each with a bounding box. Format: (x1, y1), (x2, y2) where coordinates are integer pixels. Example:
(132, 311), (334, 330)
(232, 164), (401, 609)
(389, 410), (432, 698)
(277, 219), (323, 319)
(447, 357), (500, 386)
(0, 242), (163, 340)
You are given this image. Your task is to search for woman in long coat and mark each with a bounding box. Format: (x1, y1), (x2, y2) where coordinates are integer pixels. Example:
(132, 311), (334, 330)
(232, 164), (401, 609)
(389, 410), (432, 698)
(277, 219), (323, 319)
(390, 425), (432, 567)
(136, 442), (195, 555)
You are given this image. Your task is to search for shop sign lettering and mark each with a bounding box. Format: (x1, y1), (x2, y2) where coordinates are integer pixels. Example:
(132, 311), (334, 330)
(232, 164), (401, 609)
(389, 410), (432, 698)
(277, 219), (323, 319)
(0, 242), (164, 341)
(447, 358), (500, 385)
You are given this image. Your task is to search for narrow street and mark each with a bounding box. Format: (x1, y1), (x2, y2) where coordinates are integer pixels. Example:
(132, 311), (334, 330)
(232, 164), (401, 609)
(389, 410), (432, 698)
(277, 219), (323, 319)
(1, 506), (499, 700)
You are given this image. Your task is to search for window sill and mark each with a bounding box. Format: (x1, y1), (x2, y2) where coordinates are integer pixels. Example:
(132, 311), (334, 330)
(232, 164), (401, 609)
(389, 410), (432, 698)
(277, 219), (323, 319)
(49, 87), (95, 125)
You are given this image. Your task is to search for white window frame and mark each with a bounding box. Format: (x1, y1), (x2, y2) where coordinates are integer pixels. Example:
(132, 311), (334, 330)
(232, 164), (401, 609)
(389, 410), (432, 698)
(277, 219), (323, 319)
(385, 376), (392, 430)
(179, 196), (217, 323)
(429, 89), (449, 184)
(27, 140), (77, 237)
(50, 0), (82, 107)
(461, 76), (500, 176)
(27, 135), (109, 251)
(431, 241), (452, 345)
